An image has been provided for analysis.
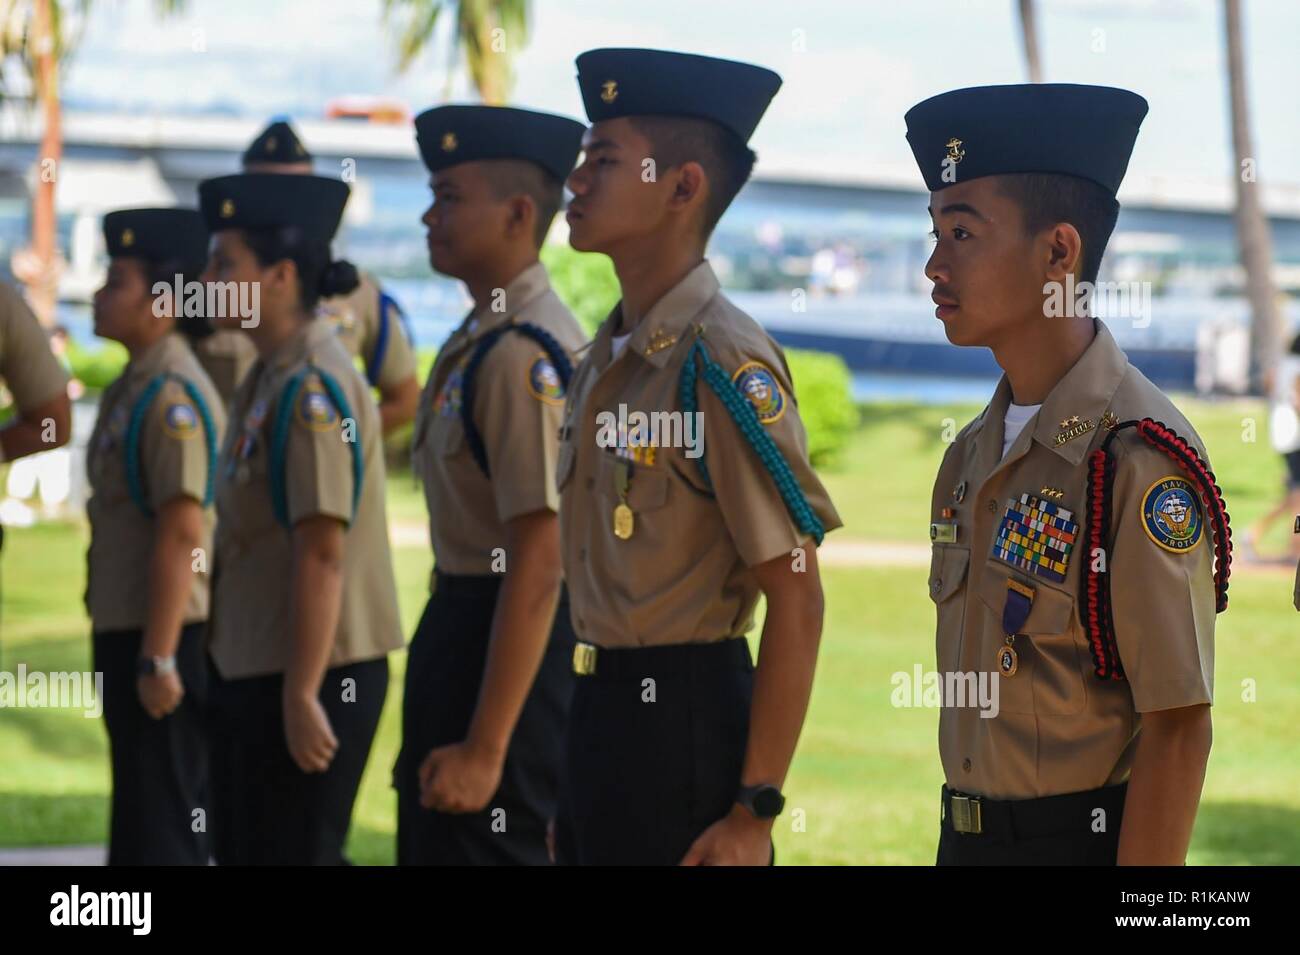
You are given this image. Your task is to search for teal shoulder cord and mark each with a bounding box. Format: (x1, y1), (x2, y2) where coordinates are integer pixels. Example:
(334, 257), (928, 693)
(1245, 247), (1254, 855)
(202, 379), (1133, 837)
(677, 337), (825, 545)
(124, 373), (218, 516)
(269, 364), (364, 529)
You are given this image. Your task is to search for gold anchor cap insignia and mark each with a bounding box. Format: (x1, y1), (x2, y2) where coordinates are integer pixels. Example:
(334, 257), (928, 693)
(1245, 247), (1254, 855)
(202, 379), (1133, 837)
(600, 80), (618, 104)
(265, 135), (277, 153)
(441, 131), (458, 152)
(945, 137), (965, 163)
(219, 198), (235, 218)
(120, 228), (134, 247)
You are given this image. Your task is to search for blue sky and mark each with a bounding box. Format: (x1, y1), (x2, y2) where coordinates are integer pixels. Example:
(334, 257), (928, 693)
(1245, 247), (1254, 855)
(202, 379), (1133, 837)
(56, 0), (1300, 187)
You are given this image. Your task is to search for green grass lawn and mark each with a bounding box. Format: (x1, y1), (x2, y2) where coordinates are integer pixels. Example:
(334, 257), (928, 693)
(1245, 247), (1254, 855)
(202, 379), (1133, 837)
(2, 398), (1298, 864)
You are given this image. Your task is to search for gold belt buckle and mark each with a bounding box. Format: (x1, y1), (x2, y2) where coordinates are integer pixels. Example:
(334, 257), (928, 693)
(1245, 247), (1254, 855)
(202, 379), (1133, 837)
(950, 793), (983, 834)
(572, 642), (598, 676)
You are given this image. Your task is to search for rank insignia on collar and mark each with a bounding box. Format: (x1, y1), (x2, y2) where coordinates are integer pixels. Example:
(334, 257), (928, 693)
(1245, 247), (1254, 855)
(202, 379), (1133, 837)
(991, 492), (1079, 585)
(1101, 410), (1119, 430)
(1054, 416), (1095, 446)
(644, 330), (677, 355)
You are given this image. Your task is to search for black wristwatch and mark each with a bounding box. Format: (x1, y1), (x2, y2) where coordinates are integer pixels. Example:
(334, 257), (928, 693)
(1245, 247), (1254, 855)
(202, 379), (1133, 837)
(136, 655), (177, 677)
(737, 783), (785, 819)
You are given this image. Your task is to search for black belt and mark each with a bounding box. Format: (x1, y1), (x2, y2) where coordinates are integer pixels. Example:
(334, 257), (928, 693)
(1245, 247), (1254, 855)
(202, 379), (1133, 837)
(941, 782), (1128, 839)
(572, 636), (752, 680)
(431, 569), (503, 599)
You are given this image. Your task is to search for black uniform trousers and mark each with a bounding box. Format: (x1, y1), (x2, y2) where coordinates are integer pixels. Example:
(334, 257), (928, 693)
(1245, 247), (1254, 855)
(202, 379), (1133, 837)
(395, 572), (576, 866)
(93, 622), (210, 866)
(208, 656), (388, 866)
(555, 636), (765, 866)
(936, 782), (1128, 865)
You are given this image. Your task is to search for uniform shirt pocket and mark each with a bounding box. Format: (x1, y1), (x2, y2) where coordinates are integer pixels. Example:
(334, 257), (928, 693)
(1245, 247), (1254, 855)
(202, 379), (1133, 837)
(928, 545), (970, 677)
(555, 436), (576, 492)
(433, 416), (466, 457)
(976, 564), (1084, 715)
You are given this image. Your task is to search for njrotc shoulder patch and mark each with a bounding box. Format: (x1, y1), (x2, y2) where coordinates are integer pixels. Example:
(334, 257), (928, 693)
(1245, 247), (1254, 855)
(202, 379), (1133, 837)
(162, 402), (199, 440)
(527, 353), (565, 405)
(732, 360), (786, 425)
(1141, 476), (1203, 553)
(991, 492), (1079, 584)
(296, 384), (340, 432)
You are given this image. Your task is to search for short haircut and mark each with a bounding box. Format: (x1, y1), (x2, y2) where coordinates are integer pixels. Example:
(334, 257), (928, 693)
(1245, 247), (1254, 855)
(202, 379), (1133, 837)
(993, 173), (1120, 285)
(479, 159), (565, 248)
(629, 115), (757, 238)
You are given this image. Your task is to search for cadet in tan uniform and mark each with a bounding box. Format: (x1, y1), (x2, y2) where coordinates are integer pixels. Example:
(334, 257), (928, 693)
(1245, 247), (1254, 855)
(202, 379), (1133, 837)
(0, 280), (71, 610)
(199, 172), (403, 865)
(395, 105), (587, 866)
(907, 84), (1230, 865)
(87, 208), (224, 865)
(554, 49), (841, 866)
(243, 120), (420, 433)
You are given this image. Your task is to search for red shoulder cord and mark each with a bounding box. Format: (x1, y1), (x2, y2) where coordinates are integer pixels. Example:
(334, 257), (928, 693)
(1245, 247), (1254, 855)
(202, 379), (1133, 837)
(1081, 417), (1233, 681)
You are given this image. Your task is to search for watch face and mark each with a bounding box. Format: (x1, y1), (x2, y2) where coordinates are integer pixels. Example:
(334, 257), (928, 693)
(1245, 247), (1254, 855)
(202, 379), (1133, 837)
(753, 786), (785, 818)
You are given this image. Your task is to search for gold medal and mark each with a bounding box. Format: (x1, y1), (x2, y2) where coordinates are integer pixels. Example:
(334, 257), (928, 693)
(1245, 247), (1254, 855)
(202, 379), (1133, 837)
(613, 502), (634, 540)
(612, 458), (634, 539)
(997, 635), (1019, 677)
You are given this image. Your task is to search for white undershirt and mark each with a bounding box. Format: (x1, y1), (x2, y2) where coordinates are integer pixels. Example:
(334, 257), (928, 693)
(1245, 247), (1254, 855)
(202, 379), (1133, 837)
(611, 332), (632, 359)
(1002, 402), (1042, 458)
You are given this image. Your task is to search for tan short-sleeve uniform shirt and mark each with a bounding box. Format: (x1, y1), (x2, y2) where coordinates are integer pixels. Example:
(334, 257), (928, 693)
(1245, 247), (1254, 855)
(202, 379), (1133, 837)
(318, 270), (418, 390)
(558, 260), (842, 650)
(0, 281), (68, 411)
(412, 262), (587, 578)
(85, 332), (225, 631)
(929, 321), (1220, 800)
(209, 320), (403, 679)
(190, 329), (258, 407)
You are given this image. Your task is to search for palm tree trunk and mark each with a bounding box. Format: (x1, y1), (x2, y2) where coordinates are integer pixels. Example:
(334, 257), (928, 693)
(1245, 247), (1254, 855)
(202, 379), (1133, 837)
(1224, 0), (1281, 393)
(14, 0), (64, 327)
(1017, 0), (1043, 83)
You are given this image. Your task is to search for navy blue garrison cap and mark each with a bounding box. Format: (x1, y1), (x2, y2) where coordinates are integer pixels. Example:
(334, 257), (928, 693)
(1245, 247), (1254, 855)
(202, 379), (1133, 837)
(198, 173), (350, 241)
(243, 119), (313, 167)
(576, 47), (782, 144)
(414, 105), (586, 181)
(103, 208), (208, 269)
(905, 84), (1148, 195)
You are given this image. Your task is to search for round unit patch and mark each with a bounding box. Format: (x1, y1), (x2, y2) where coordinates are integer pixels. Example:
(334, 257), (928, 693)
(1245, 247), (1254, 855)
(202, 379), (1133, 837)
(731, 361), (786, 425)
(162, 402), (199, 439)
(296, 387), (339, 431)
(1141, 476), (1203, 553)
(528, 354), (565, 405)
